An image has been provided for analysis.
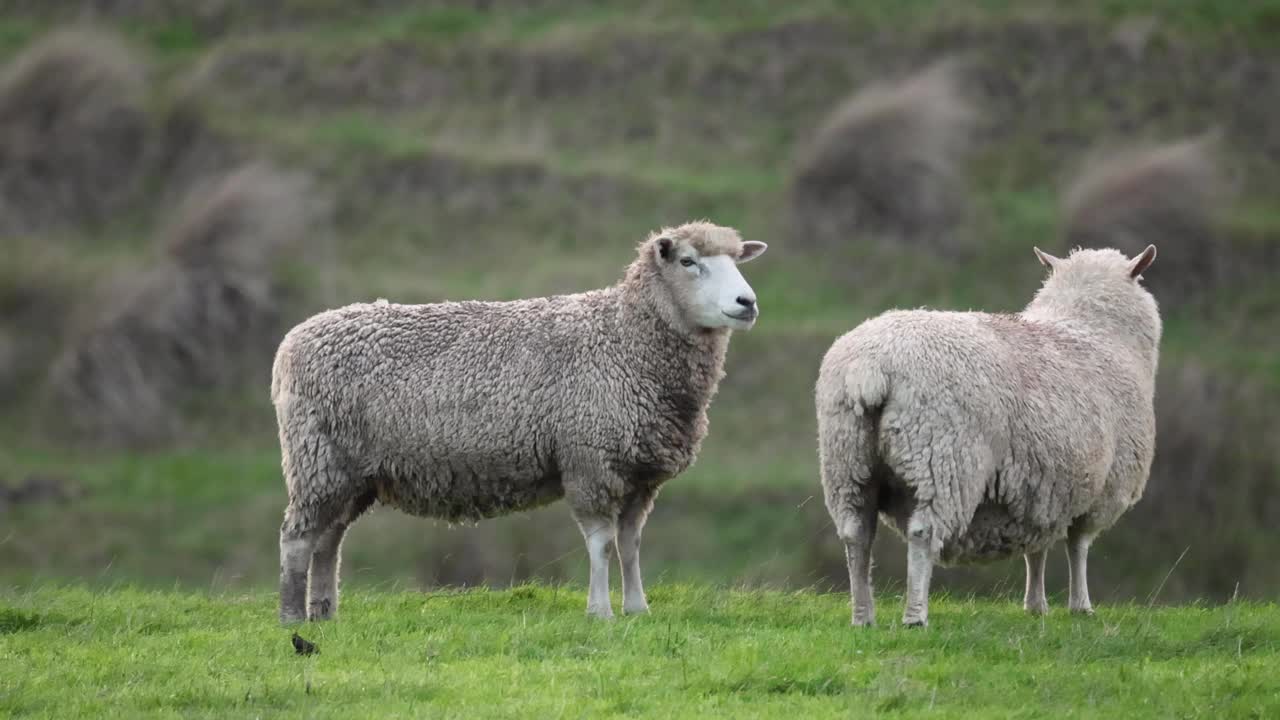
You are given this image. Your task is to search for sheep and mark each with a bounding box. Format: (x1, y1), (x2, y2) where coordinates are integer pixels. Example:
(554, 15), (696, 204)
(272, 221), (767, 623)
(817, 242), (1161, 627)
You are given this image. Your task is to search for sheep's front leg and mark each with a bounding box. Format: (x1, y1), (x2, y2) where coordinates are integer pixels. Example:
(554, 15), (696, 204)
(902, 515), (934, 627)
(1066, 525), (1096, 615)
(576, 514), (618, 619)
(1023, 549), (1049, 615)
(617, 490), (656, 615)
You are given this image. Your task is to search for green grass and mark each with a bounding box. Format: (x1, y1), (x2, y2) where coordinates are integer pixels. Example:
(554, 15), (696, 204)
(1, 585), (1276, 718)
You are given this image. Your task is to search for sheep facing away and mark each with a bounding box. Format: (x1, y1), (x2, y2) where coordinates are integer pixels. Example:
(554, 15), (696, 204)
(817, 244), (1160, 626)
(272, 222), (767, 623)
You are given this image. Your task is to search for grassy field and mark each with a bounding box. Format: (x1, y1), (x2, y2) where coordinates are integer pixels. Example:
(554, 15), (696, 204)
(3, 5), (1279, 716)
(2, 585), (1277, 718)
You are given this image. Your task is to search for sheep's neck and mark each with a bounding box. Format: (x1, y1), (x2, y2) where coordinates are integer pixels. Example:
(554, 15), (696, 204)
(615, 282), (731, 404)
(1020, 299), (1161, 378)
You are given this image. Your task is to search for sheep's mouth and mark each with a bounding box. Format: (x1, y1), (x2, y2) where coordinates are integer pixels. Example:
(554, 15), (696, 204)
(722, 310), (757, 323)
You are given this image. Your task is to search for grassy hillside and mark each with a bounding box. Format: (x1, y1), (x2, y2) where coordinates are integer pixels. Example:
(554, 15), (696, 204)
(1, 1), (1278, 600)
(2, 585), (1278, 718)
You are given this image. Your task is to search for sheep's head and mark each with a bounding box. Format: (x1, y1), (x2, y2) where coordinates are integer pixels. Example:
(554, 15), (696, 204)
(643, 221), (767, 332)
(1027, 245), (1162, 353)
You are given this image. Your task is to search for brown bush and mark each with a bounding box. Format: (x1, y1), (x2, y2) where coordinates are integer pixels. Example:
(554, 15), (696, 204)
(0, 28), (150, 233)
(790, 58), (977, 252)
(1061, 134), (1227, 301)
(48, 165), (313, 447)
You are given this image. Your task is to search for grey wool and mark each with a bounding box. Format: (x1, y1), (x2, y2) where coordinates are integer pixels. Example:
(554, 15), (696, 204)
(273, 221), (767, 623)
(817, 243), (1161, 627)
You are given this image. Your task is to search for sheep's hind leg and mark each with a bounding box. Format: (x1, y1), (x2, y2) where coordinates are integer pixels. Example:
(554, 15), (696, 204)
(575, 513), (618, 619)
(1023, 549), (1048, 615)
(617, 489), (656, 615)
(1066, 522), (1097, 615)
(837, 504), (878, 627)
(902, 513), (935, 627)
(277, 416), (355, 624)
(307, 491), (376, 621)
(279, 517), (316, 625)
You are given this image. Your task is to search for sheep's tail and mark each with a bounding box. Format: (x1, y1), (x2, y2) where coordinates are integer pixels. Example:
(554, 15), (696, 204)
(1061, 132), (1224, 253)
(843, 362), (890, 419)
(817, 359), (890, 528)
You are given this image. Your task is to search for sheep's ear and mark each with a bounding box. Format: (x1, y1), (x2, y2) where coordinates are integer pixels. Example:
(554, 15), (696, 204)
(655, 236), (674, 261)
(737, 241), (768, 264)
(1127, 244), (1157, 279)
(1033, 247), (1061, 271)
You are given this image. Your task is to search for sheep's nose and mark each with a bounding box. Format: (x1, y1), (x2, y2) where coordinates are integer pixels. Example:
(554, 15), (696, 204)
(736, 296), (756, 309)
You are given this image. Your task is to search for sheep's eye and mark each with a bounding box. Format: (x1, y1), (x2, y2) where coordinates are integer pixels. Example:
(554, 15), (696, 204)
(680, 257), (696, 268)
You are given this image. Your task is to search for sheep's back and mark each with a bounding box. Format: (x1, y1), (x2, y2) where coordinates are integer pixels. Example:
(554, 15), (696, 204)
(272, 295), (612, 514)
(827, 310), (1138, 555)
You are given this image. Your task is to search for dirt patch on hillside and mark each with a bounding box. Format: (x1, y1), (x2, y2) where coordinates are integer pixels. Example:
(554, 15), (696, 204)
(0, 473), (84, 513)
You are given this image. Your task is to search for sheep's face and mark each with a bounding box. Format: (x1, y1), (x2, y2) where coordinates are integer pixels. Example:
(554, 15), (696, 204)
(652, 229), (767, 331)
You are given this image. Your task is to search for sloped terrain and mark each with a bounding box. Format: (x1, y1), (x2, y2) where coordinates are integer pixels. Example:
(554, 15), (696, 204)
(0, 1), (1277, 600)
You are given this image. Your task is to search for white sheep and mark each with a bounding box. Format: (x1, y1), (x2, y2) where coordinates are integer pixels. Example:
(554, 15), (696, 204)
(272, 221), (767, 623)
(816, 244), (1160, 626)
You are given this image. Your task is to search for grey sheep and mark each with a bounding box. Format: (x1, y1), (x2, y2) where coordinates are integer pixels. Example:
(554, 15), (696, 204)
(817, 244), (1160, 627)
(272, 222), (767, 623)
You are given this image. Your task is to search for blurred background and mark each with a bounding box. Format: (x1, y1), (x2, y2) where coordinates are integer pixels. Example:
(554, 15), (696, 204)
(1, 1), (1276, 603)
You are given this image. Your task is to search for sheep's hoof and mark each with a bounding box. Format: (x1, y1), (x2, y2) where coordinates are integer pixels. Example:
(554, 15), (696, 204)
(852, 618), (875, 628)
(308, 599), (335, 622)
(586, 607), (616, 621)
(1070, 606), (1096, 617)
(622, 603), (650, 616)
(1023, 602), (1049, 616)
(902, 619), (928, 628)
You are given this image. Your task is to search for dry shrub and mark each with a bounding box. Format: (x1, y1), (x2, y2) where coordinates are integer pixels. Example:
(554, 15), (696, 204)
(1061, 134), (1227, 300)
(790, 58), (977, 252)
(0, 28), (150, 233)
(48, 165), (314, 447)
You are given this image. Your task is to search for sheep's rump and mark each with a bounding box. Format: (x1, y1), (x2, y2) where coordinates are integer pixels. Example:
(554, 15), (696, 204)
(818, 310), (1134, 563)
(272, 294), (620, 522)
